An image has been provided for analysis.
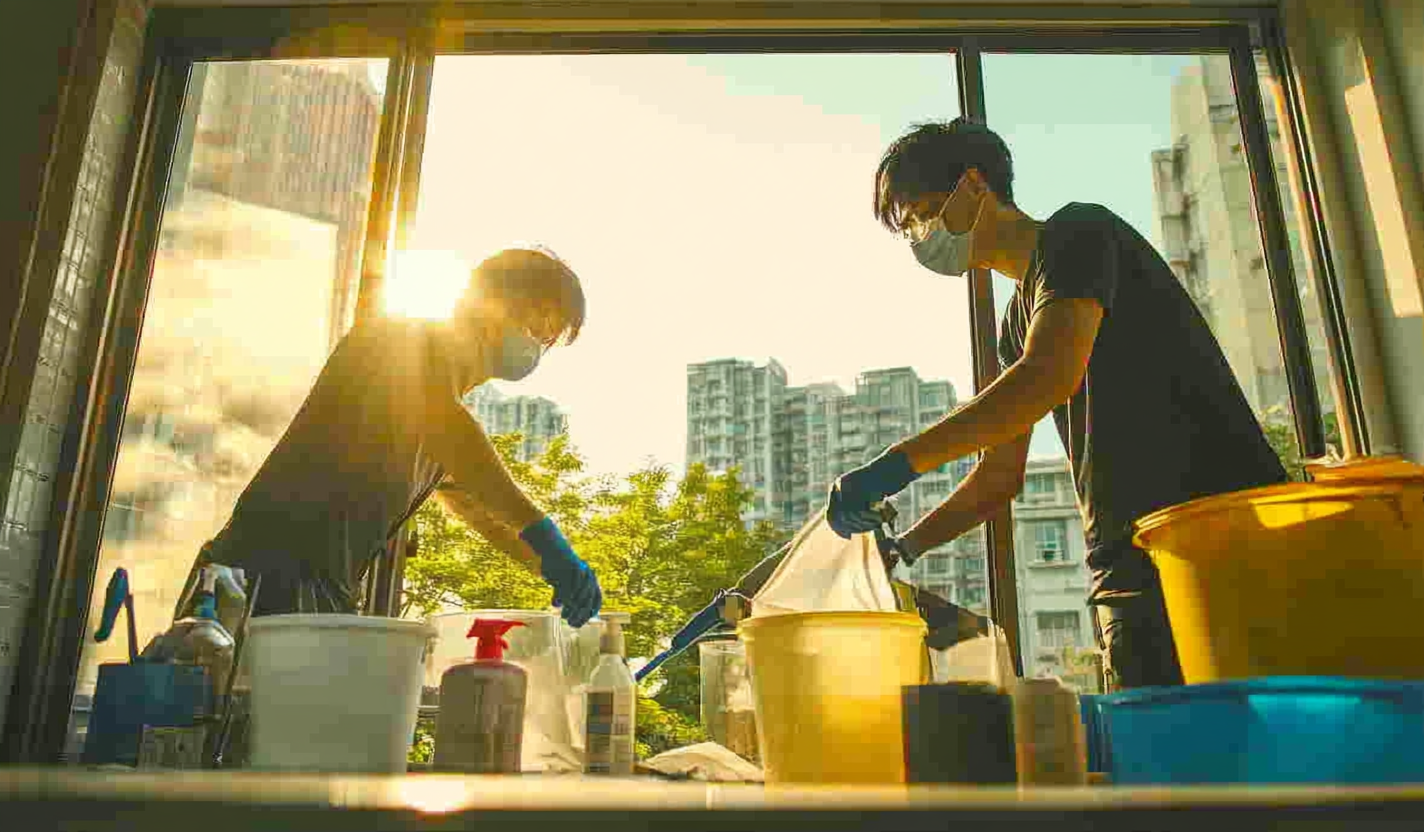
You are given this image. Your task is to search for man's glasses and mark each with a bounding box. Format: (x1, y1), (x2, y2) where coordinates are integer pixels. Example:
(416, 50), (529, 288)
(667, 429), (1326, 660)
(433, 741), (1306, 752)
(896, 194), (954, 243)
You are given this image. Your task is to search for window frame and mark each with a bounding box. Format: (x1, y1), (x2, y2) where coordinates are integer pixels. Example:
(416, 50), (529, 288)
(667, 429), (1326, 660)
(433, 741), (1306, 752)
(4, 0), (1352, 762)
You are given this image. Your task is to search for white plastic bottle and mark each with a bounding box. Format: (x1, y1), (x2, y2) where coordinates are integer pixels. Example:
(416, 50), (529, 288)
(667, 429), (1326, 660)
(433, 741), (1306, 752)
(584, 612), (635, 775)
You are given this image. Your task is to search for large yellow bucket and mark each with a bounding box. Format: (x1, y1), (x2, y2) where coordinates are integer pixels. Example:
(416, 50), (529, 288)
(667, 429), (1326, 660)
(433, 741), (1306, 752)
(1133, 457), (1424, 684)
(738, 611), (927, 784)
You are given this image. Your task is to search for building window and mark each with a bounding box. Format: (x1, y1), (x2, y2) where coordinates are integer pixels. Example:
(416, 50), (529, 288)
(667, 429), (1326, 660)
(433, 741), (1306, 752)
(1036, 611), (1082, 650)
(1024, 473), (1058, 502)
(1029, 520), (1069, 563)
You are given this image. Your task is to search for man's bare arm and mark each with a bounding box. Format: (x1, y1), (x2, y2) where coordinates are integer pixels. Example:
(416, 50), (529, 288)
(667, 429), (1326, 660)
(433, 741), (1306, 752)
(422, 387), (546, 532)
(894, 298), (1101, 474)
(901, 432), (1031, 555)
(433, 484), (541, 572)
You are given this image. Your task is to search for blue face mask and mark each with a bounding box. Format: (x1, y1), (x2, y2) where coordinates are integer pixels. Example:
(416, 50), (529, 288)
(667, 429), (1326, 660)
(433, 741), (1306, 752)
(492, 327), (543, 381)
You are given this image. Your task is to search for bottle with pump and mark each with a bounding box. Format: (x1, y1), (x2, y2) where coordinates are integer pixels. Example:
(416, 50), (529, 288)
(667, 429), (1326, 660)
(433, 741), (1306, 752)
(584, 612), (636, 775)
(433, 619), (528, 774)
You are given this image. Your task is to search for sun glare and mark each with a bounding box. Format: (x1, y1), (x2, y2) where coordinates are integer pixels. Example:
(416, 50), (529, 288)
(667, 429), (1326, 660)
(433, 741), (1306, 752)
(383, 249), (471, 320)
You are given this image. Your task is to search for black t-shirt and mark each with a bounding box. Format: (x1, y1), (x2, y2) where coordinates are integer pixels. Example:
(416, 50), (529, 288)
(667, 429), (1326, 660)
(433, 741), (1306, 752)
(204, 317), (448, 612)
(998, 202), (1287, 550)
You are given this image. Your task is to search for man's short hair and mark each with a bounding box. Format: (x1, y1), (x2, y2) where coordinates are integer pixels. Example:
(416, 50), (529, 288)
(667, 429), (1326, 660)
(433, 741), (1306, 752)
(873, 117), (1016, 235)
(461, 246), (586, 346)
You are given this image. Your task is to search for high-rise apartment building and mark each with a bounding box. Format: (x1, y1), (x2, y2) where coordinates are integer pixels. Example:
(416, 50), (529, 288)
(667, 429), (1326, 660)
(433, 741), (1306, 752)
(685, 359), (788, 524)
(1150, 55), (1333, 421)
(464, 385), (569, 462)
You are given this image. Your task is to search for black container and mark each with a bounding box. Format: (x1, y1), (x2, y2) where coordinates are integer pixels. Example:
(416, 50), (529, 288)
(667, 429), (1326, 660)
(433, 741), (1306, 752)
(902, 682), (1017, 784)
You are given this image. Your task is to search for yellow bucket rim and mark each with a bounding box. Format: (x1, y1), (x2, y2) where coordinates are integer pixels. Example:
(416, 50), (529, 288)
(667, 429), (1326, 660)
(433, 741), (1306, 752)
(1306, 454), (1424, 484)
(1132, 480), (1415, 548)
(737, 610), (927, 634)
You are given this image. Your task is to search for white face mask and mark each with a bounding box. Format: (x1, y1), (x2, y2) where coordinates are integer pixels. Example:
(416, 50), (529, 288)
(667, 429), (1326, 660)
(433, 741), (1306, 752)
(911, 220), (974, 277)
(908, 183), (985, 277)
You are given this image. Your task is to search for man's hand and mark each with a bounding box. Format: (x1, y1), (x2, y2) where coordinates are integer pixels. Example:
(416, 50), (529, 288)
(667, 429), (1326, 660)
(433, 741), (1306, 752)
(826, 450), (921, 538)
(520, 516), (602, 628)
(875, 528), (926, 568)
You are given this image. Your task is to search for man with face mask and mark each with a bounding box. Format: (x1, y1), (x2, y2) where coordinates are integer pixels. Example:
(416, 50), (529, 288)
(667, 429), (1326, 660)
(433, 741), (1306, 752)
(825, 118), (1287, 691)
(175, 247), (602, 627)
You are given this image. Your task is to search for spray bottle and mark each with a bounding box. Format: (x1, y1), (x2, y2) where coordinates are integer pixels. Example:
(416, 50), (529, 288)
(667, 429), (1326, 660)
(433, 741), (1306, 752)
(584, 612), (635, 775)
(433, 619), (528, 773)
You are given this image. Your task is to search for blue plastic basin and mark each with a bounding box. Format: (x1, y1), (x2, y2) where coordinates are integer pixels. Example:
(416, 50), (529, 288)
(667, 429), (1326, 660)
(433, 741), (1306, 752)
(1098, 677), (1424, 785)
(1079, 694), (1110, 773)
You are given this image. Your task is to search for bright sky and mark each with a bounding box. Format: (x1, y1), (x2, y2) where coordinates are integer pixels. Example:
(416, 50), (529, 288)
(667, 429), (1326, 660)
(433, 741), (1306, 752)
(401, 52), (1198, 478)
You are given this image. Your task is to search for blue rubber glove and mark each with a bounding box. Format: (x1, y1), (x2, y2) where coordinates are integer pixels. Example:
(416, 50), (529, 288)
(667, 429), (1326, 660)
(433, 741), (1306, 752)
(520, 516), (602, 628)
(826, 450), (920, 539)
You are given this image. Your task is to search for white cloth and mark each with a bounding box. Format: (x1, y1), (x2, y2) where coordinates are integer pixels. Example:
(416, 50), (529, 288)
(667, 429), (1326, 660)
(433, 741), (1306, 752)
(643, 742), (764, 782)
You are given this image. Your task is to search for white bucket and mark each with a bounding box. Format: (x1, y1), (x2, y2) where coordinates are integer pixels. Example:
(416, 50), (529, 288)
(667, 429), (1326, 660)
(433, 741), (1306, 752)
(246, 614), (435, 773)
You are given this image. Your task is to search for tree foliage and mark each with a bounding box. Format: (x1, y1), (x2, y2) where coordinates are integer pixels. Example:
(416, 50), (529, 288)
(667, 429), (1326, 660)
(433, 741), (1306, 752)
(1261, 406), (1343, 481)
(401, 430), (785, 759)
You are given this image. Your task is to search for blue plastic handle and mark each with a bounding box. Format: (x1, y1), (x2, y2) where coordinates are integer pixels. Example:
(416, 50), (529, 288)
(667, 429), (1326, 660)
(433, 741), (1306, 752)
(95, 568), (129, 644)
(634, 590), (729, 682)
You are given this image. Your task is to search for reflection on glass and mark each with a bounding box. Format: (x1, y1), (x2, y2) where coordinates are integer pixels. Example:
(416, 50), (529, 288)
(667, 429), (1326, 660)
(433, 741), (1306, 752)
(67, 58), (387, 758)
(982, 53), (1336, 693)
(1254, 50), (1345, 457)
(1146, 56), (1333, 435)
(411, 54), (991, 617)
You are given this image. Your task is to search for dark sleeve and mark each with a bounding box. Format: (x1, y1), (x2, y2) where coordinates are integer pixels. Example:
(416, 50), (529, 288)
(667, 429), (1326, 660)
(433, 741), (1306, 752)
(998, 311), (1023, 373)
(1034, 203), (1122, 315)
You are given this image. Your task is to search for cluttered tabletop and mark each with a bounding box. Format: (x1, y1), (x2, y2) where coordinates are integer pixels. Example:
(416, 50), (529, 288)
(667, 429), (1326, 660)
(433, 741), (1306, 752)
(46, 465), (1424, 830)
(7, 768), (1424, 831)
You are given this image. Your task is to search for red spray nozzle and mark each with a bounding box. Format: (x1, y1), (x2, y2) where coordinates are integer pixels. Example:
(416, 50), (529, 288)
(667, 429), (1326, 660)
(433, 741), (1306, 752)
(467, 618), (525, 661)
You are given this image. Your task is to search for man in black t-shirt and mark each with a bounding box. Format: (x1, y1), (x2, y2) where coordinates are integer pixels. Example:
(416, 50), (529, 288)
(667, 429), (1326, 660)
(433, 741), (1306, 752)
(824, 118), (1286, 690)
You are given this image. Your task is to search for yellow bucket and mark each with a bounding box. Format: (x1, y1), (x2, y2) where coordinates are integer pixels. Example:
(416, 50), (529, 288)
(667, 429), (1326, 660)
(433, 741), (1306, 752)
(1133, 458), (1424, 684)
(738, 611), (927, 784)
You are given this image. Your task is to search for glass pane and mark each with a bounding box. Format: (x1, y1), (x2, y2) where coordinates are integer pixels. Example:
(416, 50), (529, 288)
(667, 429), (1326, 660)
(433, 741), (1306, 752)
(408, 54), (991, 615)
(1253, 50), (1344, 461)
(982, 52), (1335, 693)
(68, 58), (388, 759)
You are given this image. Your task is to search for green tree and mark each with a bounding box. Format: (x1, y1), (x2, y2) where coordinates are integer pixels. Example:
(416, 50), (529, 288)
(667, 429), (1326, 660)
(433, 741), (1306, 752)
(401, 430), (783, 760)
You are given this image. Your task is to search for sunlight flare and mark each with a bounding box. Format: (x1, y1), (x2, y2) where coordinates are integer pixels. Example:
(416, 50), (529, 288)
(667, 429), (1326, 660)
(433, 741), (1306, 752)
(383, 249), (472, 320)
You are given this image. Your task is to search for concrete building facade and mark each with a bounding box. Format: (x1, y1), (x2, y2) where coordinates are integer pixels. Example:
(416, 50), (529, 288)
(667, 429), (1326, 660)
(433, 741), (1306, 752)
(1151, 54), (1334, 424)
(1011, 458), (1099, 693)
(464, 385), (569, 463)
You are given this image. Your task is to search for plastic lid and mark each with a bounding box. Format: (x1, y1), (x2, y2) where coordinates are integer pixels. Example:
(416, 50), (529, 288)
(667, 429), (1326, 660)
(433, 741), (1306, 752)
(468, 618), (525, 661)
